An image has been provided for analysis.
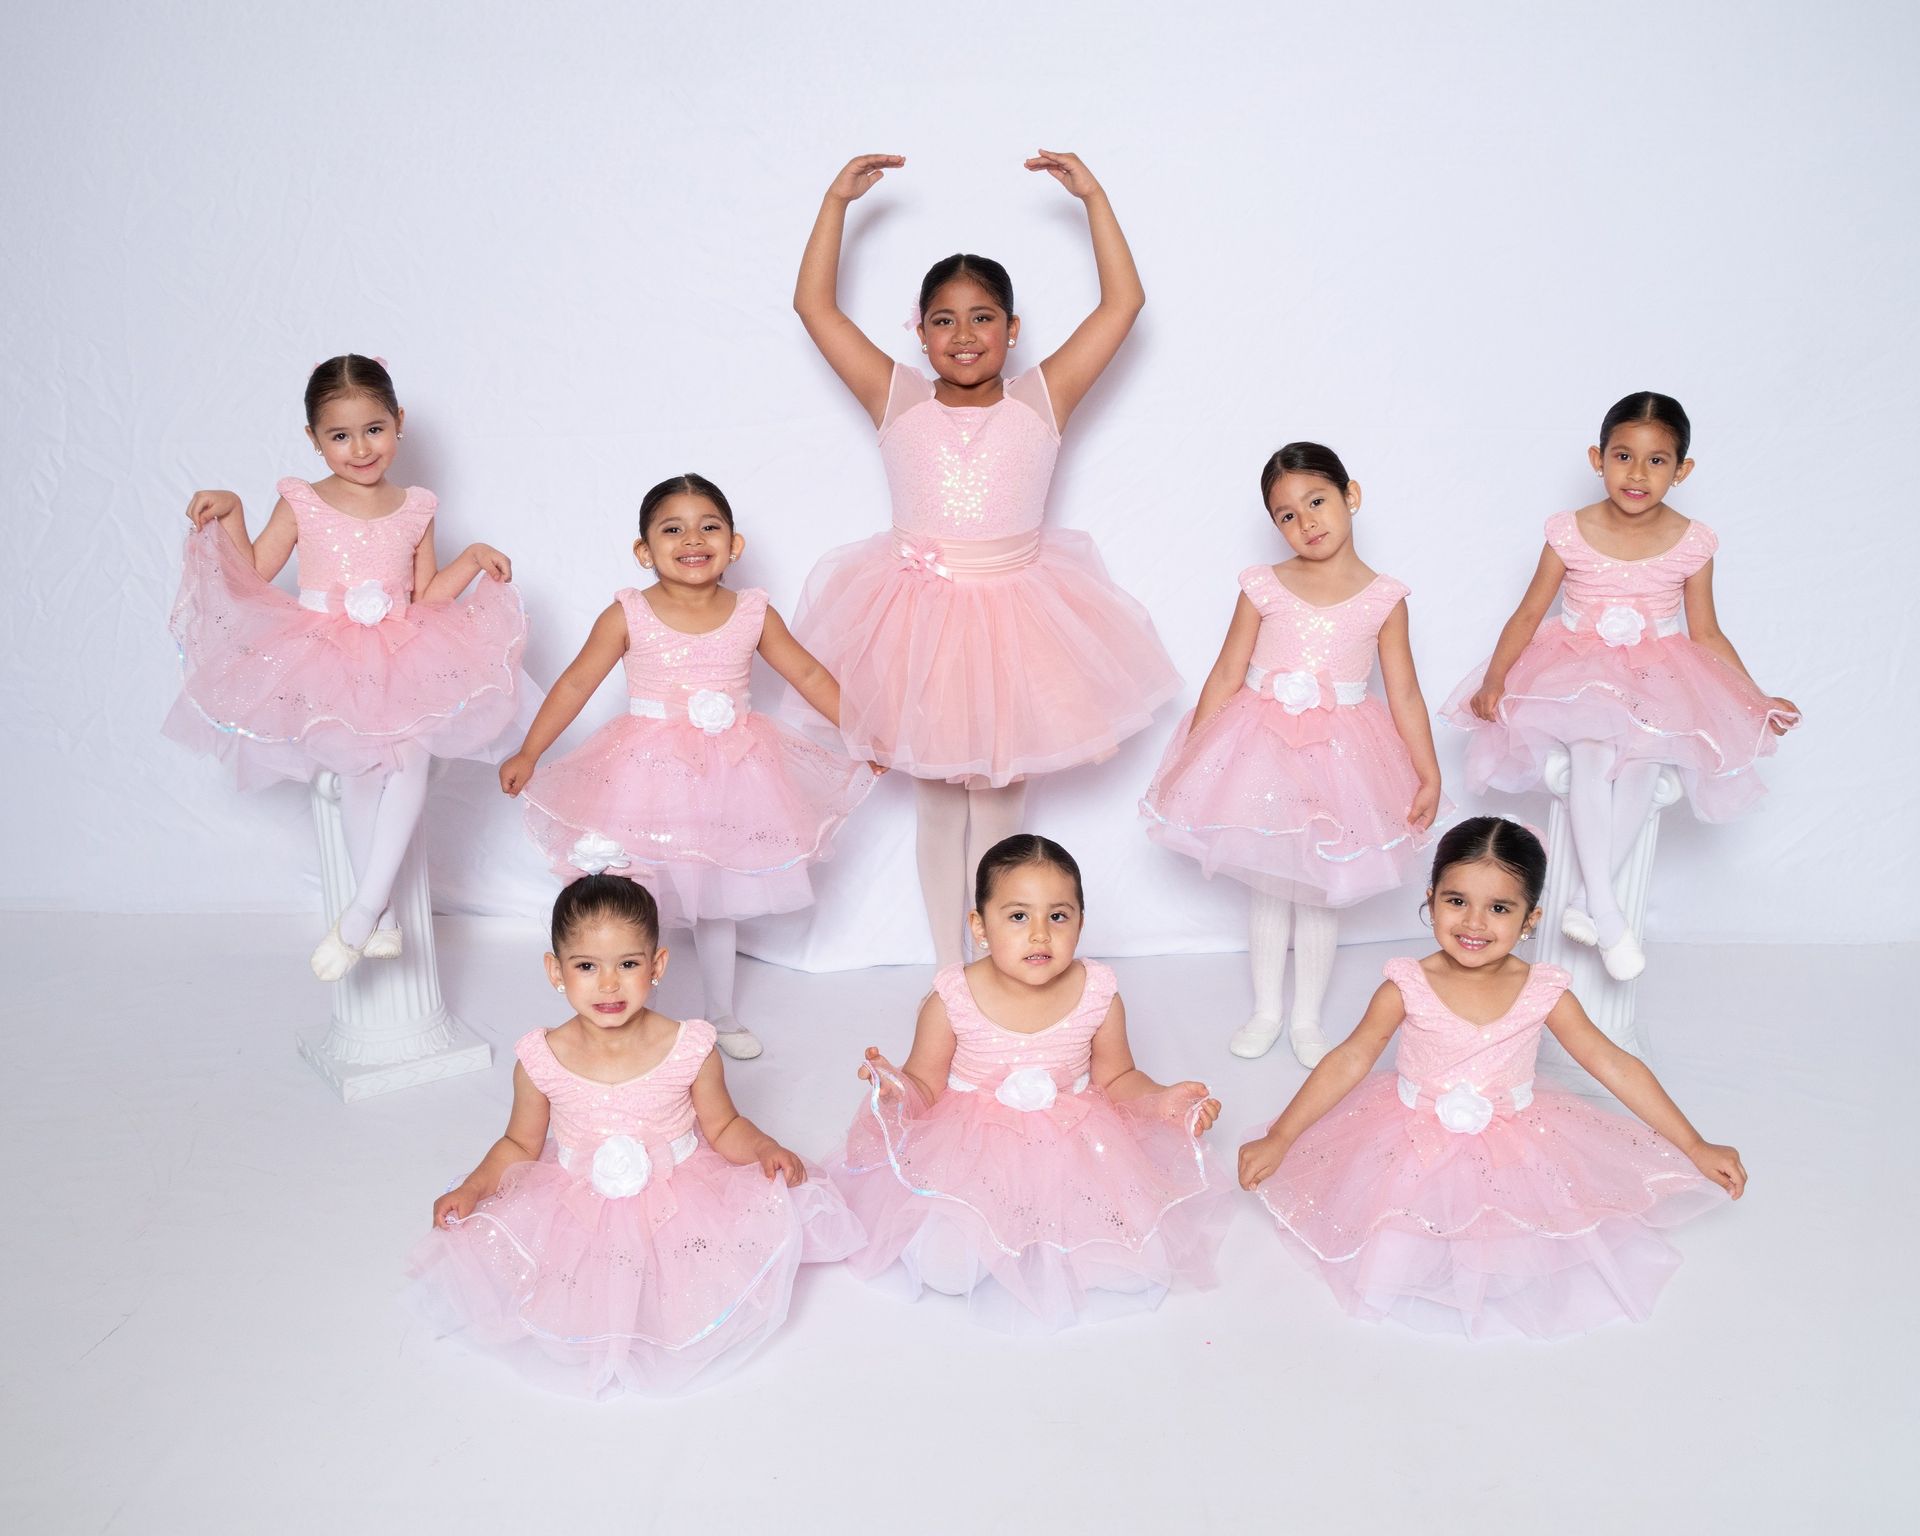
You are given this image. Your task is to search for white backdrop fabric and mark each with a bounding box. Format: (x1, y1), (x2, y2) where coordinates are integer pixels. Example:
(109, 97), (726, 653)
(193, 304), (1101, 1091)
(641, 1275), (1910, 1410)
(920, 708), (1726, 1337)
(2, 1), (1912, 965)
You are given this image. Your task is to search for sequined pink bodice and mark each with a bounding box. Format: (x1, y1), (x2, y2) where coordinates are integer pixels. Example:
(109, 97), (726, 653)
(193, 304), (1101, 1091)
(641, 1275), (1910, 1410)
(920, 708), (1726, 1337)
(278, 477), (432, 599)
(616, 587), (767, 703)
(516, 1019), (716, 1165)
(878, 364), (1061, 540)
(937, 960), (1118, 1090)
(1386, 958), (1570, 1100)
(1242, 566), (1409, 686)
(1548, 510), (1717, 628)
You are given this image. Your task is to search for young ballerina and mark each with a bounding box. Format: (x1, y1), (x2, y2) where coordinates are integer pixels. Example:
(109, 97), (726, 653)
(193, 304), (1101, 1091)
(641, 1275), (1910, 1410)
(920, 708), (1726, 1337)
(1141, 443), (1446, 1066)
(1443, 392), (1799, 980)
(830, 834), (1229, 1333)
(167, 355), (526, 980)
(790, 150), (1181, 965)
(499, 474), (874, 1060)
(409, 875), (863, 1399)
(1238, 817), (1745, 1339)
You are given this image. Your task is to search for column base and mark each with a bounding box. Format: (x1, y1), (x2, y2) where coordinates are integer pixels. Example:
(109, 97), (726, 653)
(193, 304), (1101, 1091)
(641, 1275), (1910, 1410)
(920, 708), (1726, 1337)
(296, 1016), (491, 1102)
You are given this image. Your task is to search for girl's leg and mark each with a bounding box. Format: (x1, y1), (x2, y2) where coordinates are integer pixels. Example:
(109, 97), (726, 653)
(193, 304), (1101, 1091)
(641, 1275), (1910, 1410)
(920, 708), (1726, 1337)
(1231, 891), (1292, 1058)
(1609, 759), (1667, 874)
(337, 769), (399, 951)
(689, 918), (758, 1059)
(1288, 902), (1340, 1068)
(314, 742), (431, 977)
(964, 781), (1028, 913)
(914, 778), (972, 968)
(1565, 739), (1646, 978)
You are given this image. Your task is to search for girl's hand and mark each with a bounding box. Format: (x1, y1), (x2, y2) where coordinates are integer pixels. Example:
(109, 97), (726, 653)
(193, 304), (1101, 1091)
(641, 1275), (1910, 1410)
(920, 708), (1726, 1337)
(186, 489), (243, 529)
(433, 1183), (482, 1228)
(828, 153), (904, 203)
(1173, 1082), (1222, 1135)
(1407, 779), (1442, 832)
(1024, 149), (1102, 200)
(1688, 1141), (1748, 1199)
(1237, 1132), (1289, 1190)
(1766, 697), (1801, 735)
(757, 1142), (807, 1186)
(857, 1045), (904, 1101)
(498, 752), (538, 796)
(866, 760), (889, 776)
(465, 543), (512, 582)
(1469, 680), (1505, 722)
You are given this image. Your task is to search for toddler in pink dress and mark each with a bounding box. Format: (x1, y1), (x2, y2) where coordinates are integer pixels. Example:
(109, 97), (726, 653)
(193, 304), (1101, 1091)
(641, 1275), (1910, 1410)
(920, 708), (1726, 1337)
(829, 836), (1230, 1333)
(1240, 818), (1745, 1340)
(410, 877), (862, 1398)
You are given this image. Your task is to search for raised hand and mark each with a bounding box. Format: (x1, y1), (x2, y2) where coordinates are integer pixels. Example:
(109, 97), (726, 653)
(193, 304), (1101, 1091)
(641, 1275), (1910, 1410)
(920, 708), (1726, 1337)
(857, 1045), (906, 1102)
(186, 489), (243, 529)
(1024, 149), (1103, 201)
(465, 543), (512, 582)
(828, 153), (905, 204)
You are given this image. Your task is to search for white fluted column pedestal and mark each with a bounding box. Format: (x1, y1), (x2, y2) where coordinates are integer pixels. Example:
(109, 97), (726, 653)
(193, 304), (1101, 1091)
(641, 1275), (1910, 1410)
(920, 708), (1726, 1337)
(1533, 747), (1683, 1094)
(296, 773), (491, 1101)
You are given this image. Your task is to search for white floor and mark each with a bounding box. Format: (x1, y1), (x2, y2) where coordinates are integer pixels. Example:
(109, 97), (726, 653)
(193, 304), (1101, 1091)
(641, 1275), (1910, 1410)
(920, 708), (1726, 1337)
(2, 916), (1910, 1533)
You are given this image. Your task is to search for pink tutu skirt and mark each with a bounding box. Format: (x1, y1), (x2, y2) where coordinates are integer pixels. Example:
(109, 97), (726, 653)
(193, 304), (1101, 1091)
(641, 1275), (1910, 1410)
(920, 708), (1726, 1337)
(830, 1064), (1231, 1333)
(1442, 624), (1784, 821)
(164, 523), (527, 788)
(407, 1140), (864, 1399)
(1254, 1073), (1729, 1339)
(520, 711), (874, 928)
(789, 528), (1180, 786)
(1142, 691), (1447, 906)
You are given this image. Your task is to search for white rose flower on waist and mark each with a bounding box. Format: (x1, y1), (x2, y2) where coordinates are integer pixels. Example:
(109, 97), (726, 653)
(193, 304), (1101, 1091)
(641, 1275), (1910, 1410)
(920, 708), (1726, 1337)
(343, 579), (394, 626)
(1273, 670), (1323, 716)
(686, 689), (738, 735)
(1595, 605), (1647, 648)
(995, 1065), (1059, 1112)
(1434, 1083), (1495, 1135)
(590, 1134), (652, 1198)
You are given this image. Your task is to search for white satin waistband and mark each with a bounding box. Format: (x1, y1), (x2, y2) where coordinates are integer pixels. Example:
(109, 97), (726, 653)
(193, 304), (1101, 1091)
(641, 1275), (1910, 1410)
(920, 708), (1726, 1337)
(1561, 605), (1683, 639)
(893, 528), (1043, 578)
(948, 1071), (1090, 1094)
(1398, 1075), (1534, 1113)
(557, 1127), (698, 1172)
(298, 586), (409, 617)
(1244, 666), (1369, 705)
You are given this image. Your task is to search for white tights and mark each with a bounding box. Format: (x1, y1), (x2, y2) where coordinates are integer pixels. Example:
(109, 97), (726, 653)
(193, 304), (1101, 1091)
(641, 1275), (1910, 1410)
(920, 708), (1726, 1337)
(1248, 892), (1339, 1031)
(335, 743), (431, 949)
(1565, 740), (1666, 948)
(914, 778), (1028, 968)
(681, 918), (746, 1034)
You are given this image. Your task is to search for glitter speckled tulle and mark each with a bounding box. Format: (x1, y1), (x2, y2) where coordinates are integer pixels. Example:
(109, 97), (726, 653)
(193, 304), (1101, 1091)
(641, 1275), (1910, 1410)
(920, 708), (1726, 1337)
(1254, 960), (1727, 1338)
(828, 962), (1230, 1333)
(164, 480), (527, 787)
(520, 588), (873, 926)
(408, 1021), (864, 1399)
(788, 365), (1179, 786)
(1441, 512), (1782, 821)
(1143, 566), (1444, 904)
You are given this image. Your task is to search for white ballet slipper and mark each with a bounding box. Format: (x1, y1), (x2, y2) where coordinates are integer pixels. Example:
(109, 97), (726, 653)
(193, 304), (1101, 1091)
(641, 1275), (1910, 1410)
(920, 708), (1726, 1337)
(362, 926), (403, 960)
(1560, 906), (1599, 946)
(310, 922), (366, 982)
(1229, 1014), (1284, 1059)
(1288, 1020), (1331, 1069)
(1600, 929), (1646, 982)
(714, 1023), (763, 1061)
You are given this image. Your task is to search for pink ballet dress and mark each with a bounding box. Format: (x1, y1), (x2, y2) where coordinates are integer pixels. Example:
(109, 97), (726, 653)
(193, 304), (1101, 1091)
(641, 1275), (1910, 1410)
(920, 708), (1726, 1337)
(789, 364), (1180, 786)
(828, 960), (1231, 1332)
(1254, 959), (1728, 1339)
(165, 477), (527, 788)
(1142, 565), (1446, 906)
(408, 1018), (865, 1398)
(519, 587), (874, 928)
(1442, 512), (1786, 820)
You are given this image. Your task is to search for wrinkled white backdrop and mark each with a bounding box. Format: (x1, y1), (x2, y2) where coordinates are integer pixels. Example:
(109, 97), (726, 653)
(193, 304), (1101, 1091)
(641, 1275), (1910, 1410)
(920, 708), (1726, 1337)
(2, 1), (1911, 965)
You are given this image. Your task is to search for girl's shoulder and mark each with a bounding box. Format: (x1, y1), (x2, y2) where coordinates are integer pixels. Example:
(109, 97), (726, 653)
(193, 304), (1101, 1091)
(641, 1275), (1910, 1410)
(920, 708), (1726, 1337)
(731, 586), (771, 622)
(1672, 515), (1719, 564)
(1003, 368), (1060, 439)
(673, 1016), (717, 1065)
(879, 363), (937, 435)
(1237, 563), (1282, 608)
(1075, 957), (1119, 1019)
(514, 1025), (566, 1090)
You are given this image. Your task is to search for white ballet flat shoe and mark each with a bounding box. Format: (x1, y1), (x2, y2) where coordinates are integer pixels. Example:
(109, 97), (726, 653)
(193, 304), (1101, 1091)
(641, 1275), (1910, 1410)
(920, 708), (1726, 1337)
(362, 926), (403, 960)
(1600, 929), (1646, 982)
(1560, 906), (1599, 946)
(1229, 1014), (1284, 1059)
(1288, 1021), (1331, 1069)
(714, 1026), (763, 1061)
(310, 923), (366, 982)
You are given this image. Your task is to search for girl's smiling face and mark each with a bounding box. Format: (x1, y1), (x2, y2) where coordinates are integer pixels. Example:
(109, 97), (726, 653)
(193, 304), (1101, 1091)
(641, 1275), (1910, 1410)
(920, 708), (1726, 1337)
(635, 493), (743, 587)
(918, 275), (1019, 389)
(1266, 470), (1358, 561)
(305, 391), (403, 487)
(545, 915), (667, 1031)
(969, 859), (1083, 990)
(1589, 420), (1693, 517)
(1428, 857), (1539, 969)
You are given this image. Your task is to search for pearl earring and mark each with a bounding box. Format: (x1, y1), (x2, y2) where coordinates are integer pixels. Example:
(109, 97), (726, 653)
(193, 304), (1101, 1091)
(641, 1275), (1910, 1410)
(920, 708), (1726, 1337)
(921, 343), (928, 353)
(1008, 337), (1017, 348)
(554, 983), (565, 994)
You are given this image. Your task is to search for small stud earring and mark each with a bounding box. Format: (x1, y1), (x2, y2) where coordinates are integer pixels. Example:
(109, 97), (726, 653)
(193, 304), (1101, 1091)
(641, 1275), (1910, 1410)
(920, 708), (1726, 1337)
(921, 343), (928, 353)
(554, 983), (565, 994)
(1008, 337), (1017, 348)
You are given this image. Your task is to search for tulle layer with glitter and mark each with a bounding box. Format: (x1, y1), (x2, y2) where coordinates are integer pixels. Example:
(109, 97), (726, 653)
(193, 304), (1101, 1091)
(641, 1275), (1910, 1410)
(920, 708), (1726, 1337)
(789, 528), (1181, 787)
(1254, 1073), (1729, 1339)
(1441, 625), (1783, 821)
(164, 523), (527, 787)
(828, 1064), (1231, 1333)
(519, 713), (874, 927)
(407, 1142), (864, 1399)
(1142, 691), (1446, 906)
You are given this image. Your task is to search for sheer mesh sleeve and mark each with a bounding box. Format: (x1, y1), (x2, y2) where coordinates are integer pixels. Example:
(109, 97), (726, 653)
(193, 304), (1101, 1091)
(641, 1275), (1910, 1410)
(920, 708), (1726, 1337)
(879, 363), (935, 434)
(1005, 367), (1061, 438)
